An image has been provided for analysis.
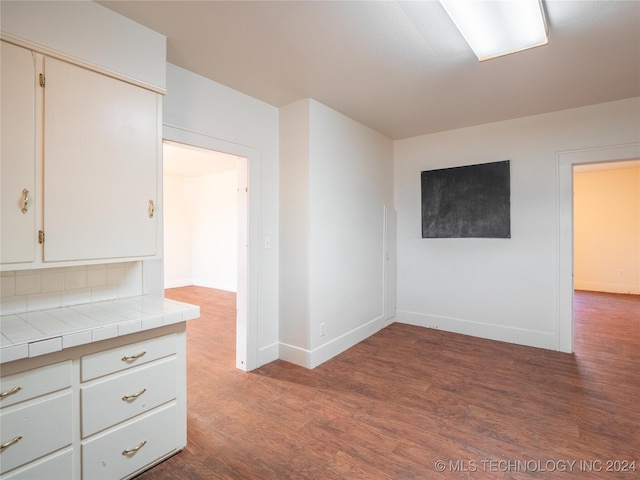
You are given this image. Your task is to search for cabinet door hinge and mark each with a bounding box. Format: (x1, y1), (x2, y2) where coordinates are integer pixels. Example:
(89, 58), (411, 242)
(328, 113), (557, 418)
(38, 230), (45, 244)
(39, 73), (45, 88)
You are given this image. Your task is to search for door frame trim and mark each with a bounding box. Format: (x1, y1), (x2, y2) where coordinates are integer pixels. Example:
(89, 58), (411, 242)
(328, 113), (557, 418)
(556, 142), (640, 353)
(163, 124), (259, 371)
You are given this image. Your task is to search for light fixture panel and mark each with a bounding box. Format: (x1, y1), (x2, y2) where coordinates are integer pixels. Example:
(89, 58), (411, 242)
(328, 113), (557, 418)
(440, 0), (548, 61)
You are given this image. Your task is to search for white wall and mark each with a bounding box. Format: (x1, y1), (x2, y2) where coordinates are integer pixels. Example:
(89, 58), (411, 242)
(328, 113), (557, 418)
(279, 100), (311, 352)
(163, 63), (279, 369)
(280, 99), (394, 368)
(395, 97), (640, 351)
(163, 173), (193, 288)
(188, 171), (238, 291)
(574, 165), (640, 294)
(164, 170), (238, 291)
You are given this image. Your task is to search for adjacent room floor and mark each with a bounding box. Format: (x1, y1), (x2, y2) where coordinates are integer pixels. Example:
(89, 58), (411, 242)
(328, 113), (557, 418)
(135, 287), (639, 479)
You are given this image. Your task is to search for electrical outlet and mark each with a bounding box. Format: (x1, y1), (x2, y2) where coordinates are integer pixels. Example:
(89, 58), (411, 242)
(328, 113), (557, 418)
(619, 269), (624, 277)
(320, 322), (326, 337)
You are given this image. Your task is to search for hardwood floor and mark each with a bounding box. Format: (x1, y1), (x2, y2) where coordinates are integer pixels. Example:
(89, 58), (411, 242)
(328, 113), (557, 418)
(135, 287), (639, 479)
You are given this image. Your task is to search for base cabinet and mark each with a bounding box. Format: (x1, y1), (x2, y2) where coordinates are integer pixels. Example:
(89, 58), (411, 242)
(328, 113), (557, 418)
(81, 357), (177, 437)
(82, 403), (178, 480)
(0, 326), (186, 480)
(1, 449), (73, 480)
(0, 392), (72, 475)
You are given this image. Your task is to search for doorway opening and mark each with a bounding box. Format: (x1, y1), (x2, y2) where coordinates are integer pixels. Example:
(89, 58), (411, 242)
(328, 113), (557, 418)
(573, 160), (640, 295)
(557, 143), (640, 353)
(163, 133), (257, 371)
(163, 141), (242, 293)
(572, 159), (640, 354)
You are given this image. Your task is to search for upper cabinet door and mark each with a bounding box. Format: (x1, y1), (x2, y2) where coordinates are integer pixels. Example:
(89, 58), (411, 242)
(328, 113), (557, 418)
(43, 57), (159, 262)
(0, 41), (37, 264)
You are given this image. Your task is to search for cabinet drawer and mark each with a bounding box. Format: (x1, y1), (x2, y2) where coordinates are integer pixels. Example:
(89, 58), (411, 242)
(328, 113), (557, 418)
(81, 357), (177, 437)
(1, 448), (73, 480)
(82, 402), (177, 480)
(0, 391), (72, 475)
(0, 361), (71, 408)
(81, 333), (176, 381)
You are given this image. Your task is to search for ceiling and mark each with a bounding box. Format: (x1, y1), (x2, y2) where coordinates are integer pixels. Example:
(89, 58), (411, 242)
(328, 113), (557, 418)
(98, 0), (640, 140)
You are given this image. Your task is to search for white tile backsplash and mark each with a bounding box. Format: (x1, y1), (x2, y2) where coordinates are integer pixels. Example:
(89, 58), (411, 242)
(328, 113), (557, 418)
(0, 262), (144, 315)
(65, 268), (87, 290)
(27, 292), (62, 311)
(15, 272), (42, 296)
(119, 282), (143, 298)
(87, 267), (107, 287)
(91, 286), (119, 302)
(0, 275), (16, 298)
(0, 296), (26, 316)
(61, 288), (92, 307)
(107, 265), (126, 285)
(42, 269), (66, 292)
(125, 261), (143, 282)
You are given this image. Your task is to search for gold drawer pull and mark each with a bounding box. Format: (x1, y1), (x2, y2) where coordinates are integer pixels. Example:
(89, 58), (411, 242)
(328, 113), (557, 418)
(121, 351), (146, 362)
(21, 189), (29, 214)
(122, 440), (147, 456)
(148, 199), (154, 218)
(0, 386), (22, 399)
(0, 435), (23, 450)
(122, 388), (147, 401)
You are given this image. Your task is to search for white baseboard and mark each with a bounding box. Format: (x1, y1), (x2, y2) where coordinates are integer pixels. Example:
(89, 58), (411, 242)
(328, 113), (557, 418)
(191, 278), (237, 292)
(575, 281), (639, 295)
(279, 315), (389, 369)
(396, 310), (558, 351)
(258, 342), (279, 367)
(163, 278), (237, 293)
(279, 342), (310, 367)
(164, 278), (194, 289)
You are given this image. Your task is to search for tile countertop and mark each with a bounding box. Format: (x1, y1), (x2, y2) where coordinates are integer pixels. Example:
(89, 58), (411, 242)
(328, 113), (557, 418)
(0, 296), (200, 364)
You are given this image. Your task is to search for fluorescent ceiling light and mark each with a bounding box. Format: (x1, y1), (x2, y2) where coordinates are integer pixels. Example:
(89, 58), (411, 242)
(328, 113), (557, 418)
(440, 0), (548, 61)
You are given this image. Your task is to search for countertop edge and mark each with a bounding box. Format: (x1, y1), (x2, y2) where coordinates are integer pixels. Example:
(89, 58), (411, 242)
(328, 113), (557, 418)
(0, 295), (200, 364)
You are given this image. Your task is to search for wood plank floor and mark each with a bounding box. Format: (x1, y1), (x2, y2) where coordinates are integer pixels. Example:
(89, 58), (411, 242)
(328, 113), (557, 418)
(135, 287), (639, 479)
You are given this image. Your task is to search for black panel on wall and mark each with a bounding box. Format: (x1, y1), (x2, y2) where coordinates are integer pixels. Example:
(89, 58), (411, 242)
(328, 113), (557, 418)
(421, 160), (511, 238)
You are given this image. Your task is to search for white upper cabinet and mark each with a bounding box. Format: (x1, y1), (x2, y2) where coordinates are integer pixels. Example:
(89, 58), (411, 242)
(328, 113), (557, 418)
(1, 2), (165, 269)
(0, 41), (37, 264)
(42, 57), (160, 262)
